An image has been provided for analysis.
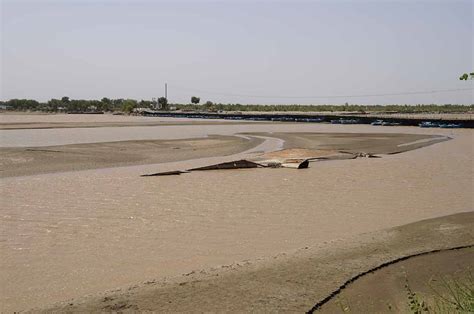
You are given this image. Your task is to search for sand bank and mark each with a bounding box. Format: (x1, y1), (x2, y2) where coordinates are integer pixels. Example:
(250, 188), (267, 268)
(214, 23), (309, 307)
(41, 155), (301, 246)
(34, 212), (474, 312)
(319, 246), (473, 313)
(1, 117), (459, 148)
(0, 136), (263, 178)
(0, 113), (246, 127)
(0, 132), (446, 178)
(1, 125), (472, 312)
(0, 119), (263, 130)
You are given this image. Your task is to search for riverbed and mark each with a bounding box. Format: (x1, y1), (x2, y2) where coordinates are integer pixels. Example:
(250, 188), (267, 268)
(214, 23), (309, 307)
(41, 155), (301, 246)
(0, 114), (472, 312)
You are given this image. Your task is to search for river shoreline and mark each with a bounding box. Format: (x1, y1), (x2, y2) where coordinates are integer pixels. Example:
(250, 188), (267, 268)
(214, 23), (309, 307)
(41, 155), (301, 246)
(1, 115), (472, 312)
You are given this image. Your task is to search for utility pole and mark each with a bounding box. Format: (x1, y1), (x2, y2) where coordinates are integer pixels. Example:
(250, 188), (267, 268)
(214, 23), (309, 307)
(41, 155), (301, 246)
(162, 83), (168, 111)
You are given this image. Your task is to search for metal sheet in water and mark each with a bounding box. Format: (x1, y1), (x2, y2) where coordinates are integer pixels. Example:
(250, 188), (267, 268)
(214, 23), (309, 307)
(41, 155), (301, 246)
(188, 160), (263, 171)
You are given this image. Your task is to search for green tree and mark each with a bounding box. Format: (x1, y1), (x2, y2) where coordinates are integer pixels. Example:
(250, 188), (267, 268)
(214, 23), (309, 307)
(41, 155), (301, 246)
(158, 97), (168, 110)
(88, 100), (102, 112)
(122, 99), (138, 113)
(138, 100), (153, 109)
(459, 72), (474, 80)
(113, 99), (124, 111)
(101, 97), (112, 111)
(203, 101), (214, 111)
(48, 99), (62, 111)
(191, 96), (200, 105)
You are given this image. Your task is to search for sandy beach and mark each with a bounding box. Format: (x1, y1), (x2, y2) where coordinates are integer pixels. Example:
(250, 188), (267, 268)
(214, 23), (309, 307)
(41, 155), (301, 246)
(0, 114), (472, 312)
(36, 213), (474, 313)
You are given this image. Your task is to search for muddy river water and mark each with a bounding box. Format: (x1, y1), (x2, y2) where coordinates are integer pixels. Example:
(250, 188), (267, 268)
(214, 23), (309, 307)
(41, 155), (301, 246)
(0, 118), (472, 311)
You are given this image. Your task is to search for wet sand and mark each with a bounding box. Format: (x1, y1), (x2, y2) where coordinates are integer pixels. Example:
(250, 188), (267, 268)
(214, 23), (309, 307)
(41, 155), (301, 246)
(0, 114), (458, 148)
(254, 132), (448, 154)
(0, 136), (263, 178)
(320, 246), (473, 313)
(0, 132), (445, 178)
(35, 213), (474, 312)
(0, 115), (472, 312)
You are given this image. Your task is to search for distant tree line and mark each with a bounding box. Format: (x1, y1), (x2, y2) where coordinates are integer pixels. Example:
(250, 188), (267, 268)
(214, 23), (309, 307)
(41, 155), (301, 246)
(459, 72), (474, 80)
(1, 97), (472, 114)
(176, 102), (474, 114)
(0, 97), (157, 113)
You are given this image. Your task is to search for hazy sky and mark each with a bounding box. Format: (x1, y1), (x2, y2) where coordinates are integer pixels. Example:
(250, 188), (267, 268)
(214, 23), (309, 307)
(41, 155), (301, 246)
(1, 0), (473, 105)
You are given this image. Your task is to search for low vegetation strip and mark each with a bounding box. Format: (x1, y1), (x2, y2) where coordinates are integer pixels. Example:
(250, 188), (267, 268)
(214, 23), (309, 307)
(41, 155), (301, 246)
(2, 97), (473, 114)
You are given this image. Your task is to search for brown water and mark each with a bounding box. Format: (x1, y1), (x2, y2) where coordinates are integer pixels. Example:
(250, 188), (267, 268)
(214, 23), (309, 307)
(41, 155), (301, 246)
(0, 121), (472, 311)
